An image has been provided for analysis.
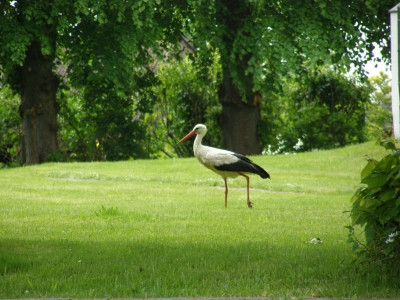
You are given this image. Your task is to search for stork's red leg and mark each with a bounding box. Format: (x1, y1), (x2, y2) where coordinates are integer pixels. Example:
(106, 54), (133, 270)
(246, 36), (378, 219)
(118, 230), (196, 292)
(223, 177), (228, 208)
(239, 173), (252, 208)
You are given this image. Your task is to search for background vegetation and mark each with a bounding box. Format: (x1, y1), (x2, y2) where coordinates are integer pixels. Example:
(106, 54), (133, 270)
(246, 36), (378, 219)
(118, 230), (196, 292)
(0, 0), (395, 164)
(0, 66), (392, 164)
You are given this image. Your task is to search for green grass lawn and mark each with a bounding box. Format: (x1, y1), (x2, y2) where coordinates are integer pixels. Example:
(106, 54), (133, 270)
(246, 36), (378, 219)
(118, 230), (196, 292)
(0, 141), (399, 298)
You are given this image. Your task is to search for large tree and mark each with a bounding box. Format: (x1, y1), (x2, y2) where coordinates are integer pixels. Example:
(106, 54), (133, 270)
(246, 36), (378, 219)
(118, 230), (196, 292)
(188, 0), (395, 154)
(0, 0), (183, 164)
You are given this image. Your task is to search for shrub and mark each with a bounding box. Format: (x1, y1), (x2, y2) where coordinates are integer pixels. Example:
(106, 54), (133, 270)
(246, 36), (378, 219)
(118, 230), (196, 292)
(347, 139), (400, 265)
(0, 85), (21, 166)
(263, 69), (370, 154)
(145, 56), (222, 158)
(57, 80), (150, 161)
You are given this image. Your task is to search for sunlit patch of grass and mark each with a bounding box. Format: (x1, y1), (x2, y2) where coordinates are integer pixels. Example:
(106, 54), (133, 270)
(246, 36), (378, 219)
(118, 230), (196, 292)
(0, 141), (398, 298)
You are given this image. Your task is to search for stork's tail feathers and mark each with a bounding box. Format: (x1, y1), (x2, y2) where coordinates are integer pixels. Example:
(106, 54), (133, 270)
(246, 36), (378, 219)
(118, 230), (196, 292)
(253, 164), (270, 179)
(231, 153), (271, 179)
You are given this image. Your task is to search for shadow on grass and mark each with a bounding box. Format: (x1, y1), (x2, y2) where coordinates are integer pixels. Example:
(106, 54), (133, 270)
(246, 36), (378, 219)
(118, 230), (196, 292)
(1, 237), (399, 298)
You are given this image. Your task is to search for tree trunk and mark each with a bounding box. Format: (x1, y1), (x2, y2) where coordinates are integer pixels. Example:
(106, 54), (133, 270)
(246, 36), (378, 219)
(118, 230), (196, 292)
(218, 76), (262, 155)
(19, 42), (59, 165)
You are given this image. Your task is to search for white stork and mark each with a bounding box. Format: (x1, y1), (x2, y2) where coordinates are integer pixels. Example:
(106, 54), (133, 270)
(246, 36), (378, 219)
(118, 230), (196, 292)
(179, 124), (270, 208)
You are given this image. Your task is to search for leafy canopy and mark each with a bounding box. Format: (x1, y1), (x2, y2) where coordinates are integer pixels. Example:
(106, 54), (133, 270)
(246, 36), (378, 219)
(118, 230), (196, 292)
(0, 0), (184, 91)
(186, 0), (393, 100)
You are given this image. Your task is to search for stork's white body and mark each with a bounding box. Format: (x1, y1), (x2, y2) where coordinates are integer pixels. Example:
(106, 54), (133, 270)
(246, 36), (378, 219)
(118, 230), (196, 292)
(194, 144), (243, 179)
(179, 124), (270, 208)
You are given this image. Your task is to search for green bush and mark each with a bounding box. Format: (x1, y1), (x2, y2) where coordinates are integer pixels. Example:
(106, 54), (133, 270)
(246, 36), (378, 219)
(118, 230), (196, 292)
(84, 82), (148, 161)
(57, 88), (93, 161)
(0, 85), (21, 166)
(347, 139), (400, 265)
(57, 78), (150, 161)
(145, 56), (222, 158)
(263, 70), (370, 154)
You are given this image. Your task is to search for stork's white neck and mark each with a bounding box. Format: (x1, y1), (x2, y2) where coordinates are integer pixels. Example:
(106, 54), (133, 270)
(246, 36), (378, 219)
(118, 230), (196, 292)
(193, 133), (204, 157)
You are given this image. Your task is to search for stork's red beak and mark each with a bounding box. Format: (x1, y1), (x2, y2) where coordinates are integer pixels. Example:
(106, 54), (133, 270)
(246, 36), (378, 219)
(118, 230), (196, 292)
(178, 130), (196, 143)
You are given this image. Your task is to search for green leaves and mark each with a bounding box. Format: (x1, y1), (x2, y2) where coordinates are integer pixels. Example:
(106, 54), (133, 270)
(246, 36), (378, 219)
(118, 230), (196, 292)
(362, 172), (387, 189)
(361, 160), (376, 178)
(378, 139), (397, 151)
(348, 139), (400, 265)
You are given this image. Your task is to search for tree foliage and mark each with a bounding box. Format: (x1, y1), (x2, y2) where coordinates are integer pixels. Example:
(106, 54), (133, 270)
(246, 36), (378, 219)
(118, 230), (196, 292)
(367, 72), (392, 139)
(0, 0), (183, 81)
(187, 0), (393, 96)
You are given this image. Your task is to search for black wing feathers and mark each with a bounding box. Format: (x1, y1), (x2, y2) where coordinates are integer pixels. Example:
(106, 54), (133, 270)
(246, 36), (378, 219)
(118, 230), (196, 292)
(214, 153), (270, 179)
